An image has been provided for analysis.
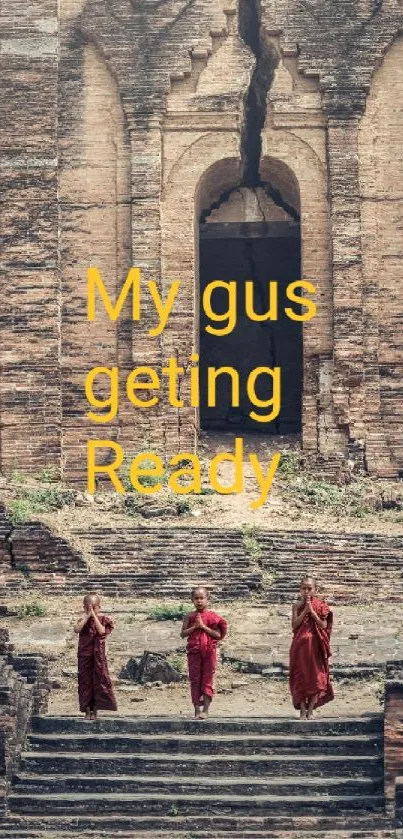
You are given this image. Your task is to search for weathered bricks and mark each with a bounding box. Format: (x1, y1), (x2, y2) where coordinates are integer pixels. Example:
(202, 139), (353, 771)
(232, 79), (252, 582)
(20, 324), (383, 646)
(1, 1), (403, 482)
(0, 633), (49, 815)
(3, 510), (403, 604)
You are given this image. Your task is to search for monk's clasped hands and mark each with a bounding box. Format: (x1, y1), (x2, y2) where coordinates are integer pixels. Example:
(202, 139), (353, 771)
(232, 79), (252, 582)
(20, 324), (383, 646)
(304, 596), (316, 616)
(195, 614), (206, 631)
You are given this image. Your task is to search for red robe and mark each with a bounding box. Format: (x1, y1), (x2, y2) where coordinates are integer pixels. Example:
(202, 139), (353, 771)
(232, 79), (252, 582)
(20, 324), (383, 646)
(77, 614), (117, 712)
(186, 609), (228, 706)
(289, 597), (334, 710)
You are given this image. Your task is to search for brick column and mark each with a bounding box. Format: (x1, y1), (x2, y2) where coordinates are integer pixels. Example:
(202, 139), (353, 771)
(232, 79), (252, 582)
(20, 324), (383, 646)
(0, 0), (61, 475)
(0, 647), (49, 814)
(129, 117), (167, 454)
(326, 91), (394, 475)
(384, 680), (403, 817)
(326, 116), (365, 447)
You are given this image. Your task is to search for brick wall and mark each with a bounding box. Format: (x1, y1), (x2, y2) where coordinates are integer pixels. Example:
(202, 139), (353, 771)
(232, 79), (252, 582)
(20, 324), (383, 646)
(1, 0), (403, 482)
(0, 630), (49, 814)
(0, 505), (87, 594)
(3, 520), (403, 603)
(384, 679), (403, 820)
(0, 0), (60, 474)
(358, 35), (403, 475)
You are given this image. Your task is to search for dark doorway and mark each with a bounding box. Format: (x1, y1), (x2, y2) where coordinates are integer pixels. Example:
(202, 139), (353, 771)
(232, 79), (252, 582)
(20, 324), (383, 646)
(199, 221), (302, 433)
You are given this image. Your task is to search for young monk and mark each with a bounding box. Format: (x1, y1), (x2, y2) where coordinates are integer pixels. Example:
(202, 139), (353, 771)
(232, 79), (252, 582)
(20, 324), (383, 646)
(181, 586), (228, 719)
(74, 592), (117, 721)
(289, 576), (334, 719)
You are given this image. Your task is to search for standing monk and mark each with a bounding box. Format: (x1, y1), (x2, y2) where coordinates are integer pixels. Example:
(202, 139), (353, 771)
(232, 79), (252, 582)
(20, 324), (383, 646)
(74, 592), (117, 720)
(181, 586), (228, 719)
(289, 576), (334, 719)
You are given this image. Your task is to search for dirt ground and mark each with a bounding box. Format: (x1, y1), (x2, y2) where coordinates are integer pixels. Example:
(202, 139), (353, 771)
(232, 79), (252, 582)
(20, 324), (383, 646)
(1, 434), (403, 557)
(3, 432), (402, 720)
(50, 669), (381, 720)
(5, 596), (388, 720)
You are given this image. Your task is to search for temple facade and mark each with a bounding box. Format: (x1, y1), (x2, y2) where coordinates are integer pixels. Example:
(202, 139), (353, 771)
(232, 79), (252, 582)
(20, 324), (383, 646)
(2, 0), (403, 483)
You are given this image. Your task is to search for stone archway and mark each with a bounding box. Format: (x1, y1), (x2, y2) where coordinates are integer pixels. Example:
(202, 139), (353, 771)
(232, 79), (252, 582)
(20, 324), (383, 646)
(160, 124), (333, 458)
(160, 140), (242, 453)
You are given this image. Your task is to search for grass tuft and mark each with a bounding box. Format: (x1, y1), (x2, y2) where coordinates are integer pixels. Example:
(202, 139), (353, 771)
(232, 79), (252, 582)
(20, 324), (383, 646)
(147, 604), (188, 622)
(16, 601), (47, 619)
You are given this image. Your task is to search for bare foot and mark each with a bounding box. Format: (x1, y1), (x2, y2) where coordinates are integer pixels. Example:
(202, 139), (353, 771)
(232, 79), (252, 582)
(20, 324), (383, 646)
(307, 711), (314, 720)
(89, 711), (97, 721)
(202, 696), (212, 718)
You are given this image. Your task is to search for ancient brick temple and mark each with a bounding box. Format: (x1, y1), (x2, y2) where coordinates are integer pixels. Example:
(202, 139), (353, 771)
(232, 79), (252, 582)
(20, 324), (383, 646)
(2, 0), (403, 484)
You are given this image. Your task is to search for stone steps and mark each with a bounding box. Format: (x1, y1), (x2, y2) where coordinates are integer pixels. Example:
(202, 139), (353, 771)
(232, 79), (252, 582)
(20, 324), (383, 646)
(18, 751), (383, 778)
(24, 732), (382, 756)
(8, 791), (386, 816)
(0, 818), (396, 838)
(30, 714), (383, 734)
(7, 714), (389, 831)
(13, 773), (384, 798)
(4, 523), (403, 602)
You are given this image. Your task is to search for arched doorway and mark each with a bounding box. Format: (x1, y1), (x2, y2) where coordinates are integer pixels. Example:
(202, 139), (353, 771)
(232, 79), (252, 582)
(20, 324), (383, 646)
(198, 165), (302, 435)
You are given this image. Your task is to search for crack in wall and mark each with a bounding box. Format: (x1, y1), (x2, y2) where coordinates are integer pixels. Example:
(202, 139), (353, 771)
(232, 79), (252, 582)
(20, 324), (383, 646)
(243, 239), (280, 434)
(200, 184), (241, 224)
(200, 3), (300, 223)
(261, 182), (300, 222)
(239, 0), (278, 187)
(201, 182), (300, 224)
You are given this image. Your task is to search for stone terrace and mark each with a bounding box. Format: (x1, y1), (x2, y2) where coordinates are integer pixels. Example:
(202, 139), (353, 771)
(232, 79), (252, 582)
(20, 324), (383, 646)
(3, 519), (403, 603)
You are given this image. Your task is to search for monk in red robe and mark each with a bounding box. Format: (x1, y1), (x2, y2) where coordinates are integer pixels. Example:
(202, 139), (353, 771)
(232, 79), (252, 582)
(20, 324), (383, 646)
(289, 576), (334, 719)
(74, 592), (117, 720)
(181, 586), (228, 719)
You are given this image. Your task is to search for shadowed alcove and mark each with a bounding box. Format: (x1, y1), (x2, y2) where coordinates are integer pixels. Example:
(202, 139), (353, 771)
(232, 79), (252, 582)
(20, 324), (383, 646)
(197, 159), (302, 434)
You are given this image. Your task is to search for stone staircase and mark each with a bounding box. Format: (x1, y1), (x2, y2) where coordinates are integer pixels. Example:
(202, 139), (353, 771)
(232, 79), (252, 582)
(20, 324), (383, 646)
(2, 714), (396, 837)
(257, 530), (403, 603)
(4, 524), (403, 603)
